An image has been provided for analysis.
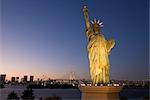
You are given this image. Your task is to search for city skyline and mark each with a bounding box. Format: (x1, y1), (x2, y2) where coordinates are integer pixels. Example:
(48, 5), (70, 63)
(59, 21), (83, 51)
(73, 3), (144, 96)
(0, 0), (149, 80)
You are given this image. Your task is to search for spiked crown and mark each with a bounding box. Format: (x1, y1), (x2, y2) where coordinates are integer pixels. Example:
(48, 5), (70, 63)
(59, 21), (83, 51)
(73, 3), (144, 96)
(91, 18), (103, 27)
(91, 18), (103, 34)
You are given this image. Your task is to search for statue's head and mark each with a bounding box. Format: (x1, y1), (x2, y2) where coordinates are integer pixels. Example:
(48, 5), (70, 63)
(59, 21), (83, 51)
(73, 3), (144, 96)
(91, 18), (103, 34)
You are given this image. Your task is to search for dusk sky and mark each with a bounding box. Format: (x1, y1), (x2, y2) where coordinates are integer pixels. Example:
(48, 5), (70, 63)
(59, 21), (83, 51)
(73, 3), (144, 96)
(0, 0), (149, 80)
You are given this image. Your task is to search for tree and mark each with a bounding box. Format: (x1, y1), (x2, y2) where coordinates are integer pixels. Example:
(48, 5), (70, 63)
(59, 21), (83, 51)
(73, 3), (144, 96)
(7, 91), (19, 100)
(0, 84), (5, 88)
(21, 87), (34, 99)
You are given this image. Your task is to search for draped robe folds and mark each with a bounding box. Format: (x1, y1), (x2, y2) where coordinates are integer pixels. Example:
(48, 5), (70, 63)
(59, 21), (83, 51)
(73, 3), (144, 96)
(87, 32), (115, 85)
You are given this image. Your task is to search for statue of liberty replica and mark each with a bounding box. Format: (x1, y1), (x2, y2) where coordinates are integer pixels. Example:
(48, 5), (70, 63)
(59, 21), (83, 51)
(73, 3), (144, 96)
(83, 5), (115, 85)
(80, 5), (122, 100)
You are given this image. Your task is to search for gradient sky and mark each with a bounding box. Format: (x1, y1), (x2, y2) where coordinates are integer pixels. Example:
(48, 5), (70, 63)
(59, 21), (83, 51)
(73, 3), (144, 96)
(0, 0), (149, 80)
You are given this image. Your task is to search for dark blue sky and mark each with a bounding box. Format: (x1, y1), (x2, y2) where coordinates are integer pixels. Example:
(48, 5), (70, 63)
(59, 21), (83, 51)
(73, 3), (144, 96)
(0, 0), (149, 80)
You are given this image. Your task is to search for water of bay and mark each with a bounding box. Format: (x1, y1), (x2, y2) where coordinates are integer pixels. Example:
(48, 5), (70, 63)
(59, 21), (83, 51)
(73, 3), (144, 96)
(0, 85), (149, 100)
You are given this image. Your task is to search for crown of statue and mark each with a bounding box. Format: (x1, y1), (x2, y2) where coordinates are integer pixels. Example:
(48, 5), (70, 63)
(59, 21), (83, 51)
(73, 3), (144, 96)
(91, 18), (104, 27)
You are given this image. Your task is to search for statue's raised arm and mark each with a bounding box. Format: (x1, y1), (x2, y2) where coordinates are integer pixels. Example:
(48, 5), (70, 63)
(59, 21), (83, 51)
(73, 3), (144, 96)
(83, 6), (91, 31)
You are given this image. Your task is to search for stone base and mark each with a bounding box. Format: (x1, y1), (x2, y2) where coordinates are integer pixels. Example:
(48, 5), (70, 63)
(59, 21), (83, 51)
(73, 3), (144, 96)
(80, 86), (123, 100)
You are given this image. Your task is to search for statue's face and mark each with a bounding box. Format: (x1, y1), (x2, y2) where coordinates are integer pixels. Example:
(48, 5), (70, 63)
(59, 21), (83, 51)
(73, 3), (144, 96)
(93, 24), (100, 34)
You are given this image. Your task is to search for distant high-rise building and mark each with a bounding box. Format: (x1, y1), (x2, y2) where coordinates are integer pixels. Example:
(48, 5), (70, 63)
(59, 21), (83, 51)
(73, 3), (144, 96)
(0, 74), (6, 84)
(24, 75), (28, 82)
(11, 77), (15, 82)
(30, 76), (34, 82)
(21, 78), (24, 82)
(16, 77), (19, 82)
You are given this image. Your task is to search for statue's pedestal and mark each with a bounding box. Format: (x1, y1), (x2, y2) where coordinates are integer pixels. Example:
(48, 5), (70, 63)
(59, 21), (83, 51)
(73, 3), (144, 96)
(80, 86), (123, 100)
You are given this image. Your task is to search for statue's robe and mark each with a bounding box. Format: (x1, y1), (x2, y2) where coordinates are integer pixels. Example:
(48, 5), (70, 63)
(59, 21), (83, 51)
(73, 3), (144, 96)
(87, 31), (115, 85)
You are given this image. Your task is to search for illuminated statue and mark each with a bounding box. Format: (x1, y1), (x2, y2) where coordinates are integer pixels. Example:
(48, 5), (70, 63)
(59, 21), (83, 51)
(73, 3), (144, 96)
(83, 6), (115, 85)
